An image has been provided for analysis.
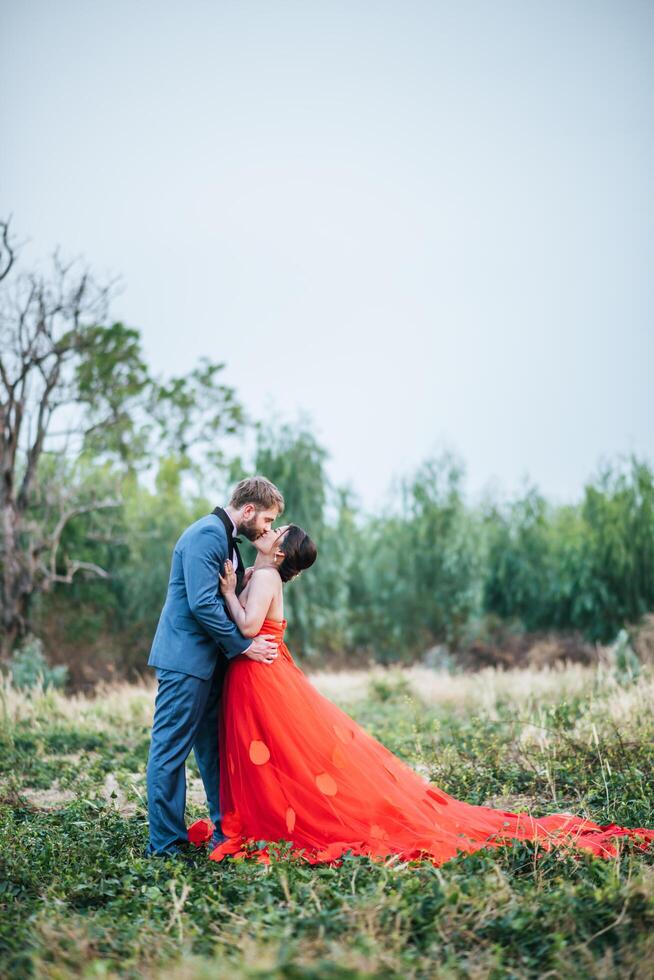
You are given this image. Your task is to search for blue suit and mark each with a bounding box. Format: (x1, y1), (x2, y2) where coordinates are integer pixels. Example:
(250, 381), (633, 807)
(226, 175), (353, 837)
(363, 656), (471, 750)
(146, 513), (251, 855)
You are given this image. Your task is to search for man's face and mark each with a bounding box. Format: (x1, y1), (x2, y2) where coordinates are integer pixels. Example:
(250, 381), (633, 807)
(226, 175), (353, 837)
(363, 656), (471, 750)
(238, 504), (280, 541)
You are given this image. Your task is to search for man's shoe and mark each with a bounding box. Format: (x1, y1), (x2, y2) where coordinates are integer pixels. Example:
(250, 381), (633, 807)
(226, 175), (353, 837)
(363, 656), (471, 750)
(143, 840), (198, 864)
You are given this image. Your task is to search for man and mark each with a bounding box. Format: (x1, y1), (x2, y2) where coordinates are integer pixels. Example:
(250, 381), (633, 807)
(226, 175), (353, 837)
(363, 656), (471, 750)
(145, 475), (285, 857)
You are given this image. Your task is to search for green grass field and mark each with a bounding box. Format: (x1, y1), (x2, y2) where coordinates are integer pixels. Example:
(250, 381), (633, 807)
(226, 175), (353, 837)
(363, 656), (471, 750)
(1, 663), (653, 979)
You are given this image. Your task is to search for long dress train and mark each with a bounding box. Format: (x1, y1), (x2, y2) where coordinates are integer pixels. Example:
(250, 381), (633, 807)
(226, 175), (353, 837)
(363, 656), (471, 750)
(188, 619), (654, 866)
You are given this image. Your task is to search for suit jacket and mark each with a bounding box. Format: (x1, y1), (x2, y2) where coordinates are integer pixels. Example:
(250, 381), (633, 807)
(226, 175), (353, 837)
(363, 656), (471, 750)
(148, 513), (251, 680)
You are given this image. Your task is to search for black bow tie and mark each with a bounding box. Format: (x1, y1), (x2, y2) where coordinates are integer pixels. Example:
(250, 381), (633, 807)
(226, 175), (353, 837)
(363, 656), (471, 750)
(233, 536), (242, 545)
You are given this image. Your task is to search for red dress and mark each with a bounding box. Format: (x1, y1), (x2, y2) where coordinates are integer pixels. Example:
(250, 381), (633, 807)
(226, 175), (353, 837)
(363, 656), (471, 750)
(188, 618), (654, 866)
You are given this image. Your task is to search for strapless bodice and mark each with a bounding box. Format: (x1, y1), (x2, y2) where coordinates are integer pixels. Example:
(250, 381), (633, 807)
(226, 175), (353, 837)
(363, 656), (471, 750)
(258, 617), (287, 641)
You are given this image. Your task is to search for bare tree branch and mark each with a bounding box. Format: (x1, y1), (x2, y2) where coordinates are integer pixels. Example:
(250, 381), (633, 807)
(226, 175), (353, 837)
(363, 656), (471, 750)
(49, 558), (111, 586)
(48, 498), (120, 584)
(0, 218), (16, 283)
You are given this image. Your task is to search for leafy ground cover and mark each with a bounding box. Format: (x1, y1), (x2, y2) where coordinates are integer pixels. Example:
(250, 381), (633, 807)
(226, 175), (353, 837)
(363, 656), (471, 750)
(1, 664), (653, 979)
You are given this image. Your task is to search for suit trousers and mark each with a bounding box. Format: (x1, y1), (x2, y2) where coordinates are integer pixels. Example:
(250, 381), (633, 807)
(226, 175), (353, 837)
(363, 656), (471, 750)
(146, 658), (227, 854)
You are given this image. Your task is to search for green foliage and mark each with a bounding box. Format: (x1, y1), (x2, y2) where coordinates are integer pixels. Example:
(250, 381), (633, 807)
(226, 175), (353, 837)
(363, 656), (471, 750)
(6, 222), (651, 670)
(149, 358), (246, 484)
(482, 486), (557, 630)
(72, 326), (245, 476)
(482, 454), (654, 646)
(5, 636), (68, 691)
(32, 445), (654, 676)
(578, 457), (654, 641)
(0, 236), (245, 655)
(75, 322), (152, 464)
(345, 452), (482, 662)
(1, 668), (653, 977)
(37, 460), (212, 678)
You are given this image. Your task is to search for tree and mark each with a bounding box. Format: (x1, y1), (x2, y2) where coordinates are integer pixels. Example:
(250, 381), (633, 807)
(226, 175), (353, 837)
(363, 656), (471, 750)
(482, 485), (556, 630)
(480, 456), (654, 643)
(353, 452), (481, 660)
(250, 421), (331, 655)
(0, 218), (243, 656)
(577, 455), (654, 641)
(227, 419), (349, 657)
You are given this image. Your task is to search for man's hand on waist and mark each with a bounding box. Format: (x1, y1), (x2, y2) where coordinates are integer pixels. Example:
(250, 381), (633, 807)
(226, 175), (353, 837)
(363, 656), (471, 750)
(244, 635), (278, 665)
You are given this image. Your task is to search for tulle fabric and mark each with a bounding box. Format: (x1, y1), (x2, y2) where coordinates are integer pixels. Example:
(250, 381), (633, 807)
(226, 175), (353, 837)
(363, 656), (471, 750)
(188, 619), (654, 866)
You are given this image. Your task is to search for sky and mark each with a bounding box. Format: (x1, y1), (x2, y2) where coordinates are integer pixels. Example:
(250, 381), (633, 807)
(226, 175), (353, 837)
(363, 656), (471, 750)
(2, 0), (652, 512)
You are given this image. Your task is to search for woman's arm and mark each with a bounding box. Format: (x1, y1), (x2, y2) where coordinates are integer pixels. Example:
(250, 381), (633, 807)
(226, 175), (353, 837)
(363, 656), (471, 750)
(219, 562), (278, 638)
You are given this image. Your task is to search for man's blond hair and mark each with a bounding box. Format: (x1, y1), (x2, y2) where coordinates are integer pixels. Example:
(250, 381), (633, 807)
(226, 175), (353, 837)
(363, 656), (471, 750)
(230, 476), (285, 514)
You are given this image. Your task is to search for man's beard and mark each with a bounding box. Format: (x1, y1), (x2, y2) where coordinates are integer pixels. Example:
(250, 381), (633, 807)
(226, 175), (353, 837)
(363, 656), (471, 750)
(237, 514), (262, 541)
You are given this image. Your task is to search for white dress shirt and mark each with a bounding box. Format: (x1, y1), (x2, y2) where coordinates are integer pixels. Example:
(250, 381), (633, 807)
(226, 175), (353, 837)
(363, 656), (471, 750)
(226, 512), (239, 571)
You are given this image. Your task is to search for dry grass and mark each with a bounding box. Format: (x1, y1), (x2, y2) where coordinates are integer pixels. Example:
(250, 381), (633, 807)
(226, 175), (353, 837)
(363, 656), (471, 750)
(3, 661), (651, 729)
(0, 675), (156, 729)
(310, 661), (599, 709)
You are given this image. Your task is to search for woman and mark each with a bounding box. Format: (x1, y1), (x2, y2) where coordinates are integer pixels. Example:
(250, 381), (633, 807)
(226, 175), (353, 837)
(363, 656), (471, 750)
(188, 525), (654, 866)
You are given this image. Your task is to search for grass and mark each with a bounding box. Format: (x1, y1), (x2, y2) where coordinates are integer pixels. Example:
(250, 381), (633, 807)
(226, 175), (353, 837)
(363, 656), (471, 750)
(1, 663), (653, 979)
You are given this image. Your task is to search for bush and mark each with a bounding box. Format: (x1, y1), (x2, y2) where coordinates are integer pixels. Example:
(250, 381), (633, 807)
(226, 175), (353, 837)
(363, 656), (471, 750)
(7, 636), (69, 691)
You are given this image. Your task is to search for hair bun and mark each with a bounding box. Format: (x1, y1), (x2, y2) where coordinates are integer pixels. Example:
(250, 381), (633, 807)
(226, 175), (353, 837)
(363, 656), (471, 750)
(278, 525), (317, 582)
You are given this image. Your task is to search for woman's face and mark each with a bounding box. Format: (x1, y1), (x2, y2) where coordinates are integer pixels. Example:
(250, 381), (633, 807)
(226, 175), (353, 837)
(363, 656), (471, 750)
(253, 524), (290, 558)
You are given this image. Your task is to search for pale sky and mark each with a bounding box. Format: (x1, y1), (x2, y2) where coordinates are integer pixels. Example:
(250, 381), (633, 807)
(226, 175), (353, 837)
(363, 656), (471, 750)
(2, 0), (652, 511)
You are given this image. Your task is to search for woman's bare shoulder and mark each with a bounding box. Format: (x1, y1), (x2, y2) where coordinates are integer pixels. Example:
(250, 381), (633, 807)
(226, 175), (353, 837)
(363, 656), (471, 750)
(251, 567), (282, 589)
(251, 567), (281, 581)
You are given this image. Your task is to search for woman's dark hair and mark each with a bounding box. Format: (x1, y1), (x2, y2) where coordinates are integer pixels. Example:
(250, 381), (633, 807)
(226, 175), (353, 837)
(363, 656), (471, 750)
(278, 524), (317, 583)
